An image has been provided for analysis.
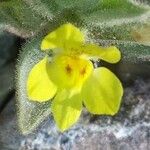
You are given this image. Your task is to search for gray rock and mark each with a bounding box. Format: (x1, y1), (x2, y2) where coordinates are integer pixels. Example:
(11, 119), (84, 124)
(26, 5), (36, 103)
(19, 79), (150, 150)
(0, 79), (150, 150)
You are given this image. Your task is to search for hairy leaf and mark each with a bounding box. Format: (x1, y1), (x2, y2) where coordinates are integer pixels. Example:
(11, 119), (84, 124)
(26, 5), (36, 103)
(16, 37), (51, 135)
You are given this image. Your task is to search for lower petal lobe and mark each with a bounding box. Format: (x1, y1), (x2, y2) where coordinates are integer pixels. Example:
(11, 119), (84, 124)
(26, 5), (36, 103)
(27, 57), (57, 102)
(82, 67), (123, 115)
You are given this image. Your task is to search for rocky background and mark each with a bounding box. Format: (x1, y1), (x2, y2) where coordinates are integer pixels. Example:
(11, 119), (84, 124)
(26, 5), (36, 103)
(0, 32), (149, 150)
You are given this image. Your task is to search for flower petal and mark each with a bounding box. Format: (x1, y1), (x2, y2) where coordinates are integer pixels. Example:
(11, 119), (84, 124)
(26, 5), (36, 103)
(82, 67), (123, 115)
(81, 44), (121, 63)
(41, 23), (85, 50)
(27, 57), (57, 102)
(52, 89), (82, 131)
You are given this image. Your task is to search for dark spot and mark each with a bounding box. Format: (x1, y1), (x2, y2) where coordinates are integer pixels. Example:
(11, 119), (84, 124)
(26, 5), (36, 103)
(80, 67), (86, 75)
(65, 64), (72, 74)
(60, 135), (69, 144)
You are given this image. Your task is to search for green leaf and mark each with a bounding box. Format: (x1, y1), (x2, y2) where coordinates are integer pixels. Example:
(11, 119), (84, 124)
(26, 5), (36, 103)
(119, 41), (150, 62)
(81, 0), (150, 43)
(23, 0), (58, 20)
(81, 0), (149, 25)
(0, 0), (46, 37)
(1, 0), (149, 41)
(43, 0), (150, 45)
(55, 0), (99, 11)
(88, 20), (150, 43)
(16, 37), (51, 135)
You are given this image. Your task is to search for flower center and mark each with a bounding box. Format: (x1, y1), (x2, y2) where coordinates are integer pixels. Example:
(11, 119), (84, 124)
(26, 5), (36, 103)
(47, 54), (93, 89)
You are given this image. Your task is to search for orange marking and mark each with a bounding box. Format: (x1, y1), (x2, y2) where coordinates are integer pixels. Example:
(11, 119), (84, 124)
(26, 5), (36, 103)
(80, 67), (86, 76)
(65, 64), (72, 74)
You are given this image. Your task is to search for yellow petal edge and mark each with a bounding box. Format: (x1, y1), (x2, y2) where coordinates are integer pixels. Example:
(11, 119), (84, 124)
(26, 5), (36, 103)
(52, 89), (82, 131)
(27, 57), (57, 102)
(41, 23), (85, 50)
(82, 67), (123, 115)
(81, 44), (121, 63)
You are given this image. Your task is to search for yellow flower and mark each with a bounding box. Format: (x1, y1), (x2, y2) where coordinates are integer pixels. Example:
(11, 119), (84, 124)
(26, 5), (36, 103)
(27, 23), (123, 131)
